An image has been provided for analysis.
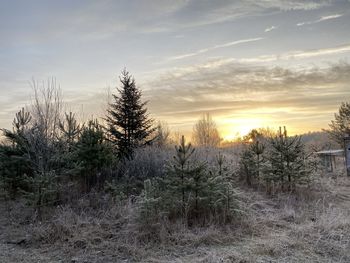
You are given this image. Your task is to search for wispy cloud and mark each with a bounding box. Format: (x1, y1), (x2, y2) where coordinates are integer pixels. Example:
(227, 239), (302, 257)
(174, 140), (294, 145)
(168, 37), (263, 60)
(163, 44), (350, 68)
(0, 0), (331, 44)
(262, 0), (330, 11)
(319, 14), (344, 21)
(239, 44), (350, 63)
(0, 0), (348, 134)
(297, 13), (343, 26)
(264, 26), (277, 32)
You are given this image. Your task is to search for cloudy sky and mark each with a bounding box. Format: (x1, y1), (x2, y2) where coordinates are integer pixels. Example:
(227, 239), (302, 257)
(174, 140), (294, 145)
(1, 0), (350, 139)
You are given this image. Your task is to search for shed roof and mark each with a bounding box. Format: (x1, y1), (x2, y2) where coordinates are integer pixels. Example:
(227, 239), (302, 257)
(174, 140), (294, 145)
(315, 149), (344, 156)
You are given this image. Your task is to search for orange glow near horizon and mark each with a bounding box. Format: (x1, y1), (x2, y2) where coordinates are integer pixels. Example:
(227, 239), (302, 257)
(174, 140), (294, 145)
(162, 111), (327, 143)
(219, 117), (266, 141)
(217, 116), (313, 142)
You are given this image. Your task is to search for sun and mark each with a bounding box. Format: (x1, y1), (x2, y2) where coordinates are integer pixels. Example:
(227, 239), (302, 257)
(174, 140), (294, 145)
(221, 118), (265, 141)
(237, 125), (254, 137)
(222, 133), (239, 141)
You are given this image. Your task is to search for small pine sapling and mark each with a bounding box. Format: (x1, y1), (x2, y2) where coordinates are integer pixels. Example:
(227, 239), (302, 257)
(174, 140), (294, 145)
(164, 135), (195, 220)
(137, 179), (162, 224)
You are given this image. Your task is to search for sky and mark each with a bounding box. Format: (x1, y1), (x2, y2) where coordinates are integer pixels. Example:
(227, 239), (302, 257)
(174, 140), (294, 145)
(1, 0), (350, 140)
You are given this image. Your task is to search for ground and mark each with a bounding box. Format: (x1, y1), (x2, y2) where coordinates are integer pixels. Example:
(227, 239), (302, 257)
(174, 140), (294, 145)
(0, 174), (349, 263)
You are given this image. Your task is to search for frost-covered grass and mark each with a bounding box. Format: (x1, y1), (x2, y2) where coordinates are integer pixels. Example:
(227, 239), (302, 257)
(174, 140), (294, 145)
(0, 147), (349, 262)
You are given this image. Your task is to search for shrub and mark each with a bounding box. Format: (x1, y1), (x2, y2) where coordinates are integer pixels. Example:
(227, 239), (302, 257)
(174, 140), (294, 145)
(76, 120), (114, 192)
(108, 146), (172, 197)
(238, 131), (266, 187)
(265, 127), (310, 192)
(137, 136), (239, 227)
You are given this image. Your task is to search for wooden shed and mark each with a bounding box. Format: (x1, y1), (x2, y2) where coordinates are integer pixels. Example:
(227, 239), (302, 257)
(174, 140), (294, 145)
(315, 149), (344, 172)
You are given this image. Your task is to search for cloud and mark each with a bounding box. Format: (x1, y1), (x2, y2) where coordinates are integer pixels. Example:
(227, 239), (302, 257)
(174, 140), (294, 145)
(156, 0), (331, 31)
(141, 60), (350, 133)
(264, 26), (277, 32)
(5, 59), (346, 134)
(319, 13), (344, 21)
(0, 0), (332, 45)
(239, 44), (350, 63)
(297, 13), (343, 26)
(0, 0), (346, 134)
(256, 0), (330, 11)
(161, 43), (350, 67)
(168, 37), (263, 60)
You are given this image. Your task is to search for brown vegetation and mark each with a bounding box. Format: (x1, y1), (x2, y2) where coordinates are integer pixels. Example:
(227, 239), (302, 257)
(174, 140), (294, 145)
(1, 76), (349, 262)
(1, 172), (349, 262)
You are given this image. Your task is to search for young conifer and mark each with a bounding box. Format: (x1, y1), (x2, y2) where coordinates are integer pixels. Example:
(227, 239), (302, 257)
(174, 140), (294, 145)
(0, 108), (33, 198)
(207, 152), (238, 223)
(267, 127), (308, 192)
(76, 120), (113, 192)
(165, 135), (195, 218)
(59, 112), (82, 150)
(327, 102), (350, 146)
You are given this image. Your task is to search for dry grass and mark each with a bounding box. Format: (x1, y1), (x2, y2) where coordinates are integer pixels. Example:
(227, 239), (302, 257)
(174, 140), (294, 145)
(1, 173), (350, 262)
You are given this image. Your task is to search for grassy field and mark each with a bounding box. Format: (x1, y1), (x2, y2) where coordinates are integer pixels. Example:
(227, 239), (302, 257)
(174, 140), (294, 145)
(0, 172), (349, 263)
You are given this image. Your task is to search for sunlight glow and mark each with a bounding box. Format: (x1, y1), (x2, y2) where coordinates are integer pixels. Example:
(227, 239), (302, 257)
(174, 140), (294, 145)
(220, 117), (266, 141)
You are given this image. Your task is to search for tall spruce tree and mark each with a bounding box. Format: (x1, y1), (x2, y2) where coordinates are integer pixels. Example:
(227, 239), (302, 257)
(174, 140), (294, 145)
(105, 69), (155, 159)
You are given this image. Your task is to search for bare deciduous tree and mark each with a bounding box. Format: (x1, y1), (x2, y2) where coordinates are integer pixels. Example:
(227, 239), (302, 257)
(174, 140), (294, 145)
(31, 78), (62, 141)
(154, 121), (170, 147)
(192, 113), (221, 147)
(27, 78), (63, 174)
